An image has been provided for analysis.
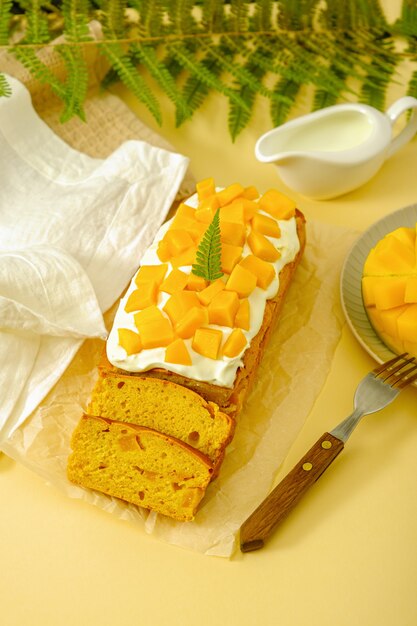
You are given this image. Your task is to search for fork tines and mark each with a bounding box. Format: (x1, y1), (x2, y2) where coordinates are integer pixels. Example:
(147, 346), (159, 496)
(374, 353), (417, 389)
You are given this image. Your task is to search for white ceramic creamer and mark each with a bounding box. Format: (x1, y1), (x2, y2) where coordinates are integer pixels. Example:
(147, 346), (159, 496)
(255, 97), (417, 200)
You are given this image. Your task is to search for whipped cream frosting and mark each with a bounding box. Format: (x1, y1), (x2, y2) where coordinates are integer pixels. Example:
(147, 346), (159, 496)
(106, 193), (300, 388)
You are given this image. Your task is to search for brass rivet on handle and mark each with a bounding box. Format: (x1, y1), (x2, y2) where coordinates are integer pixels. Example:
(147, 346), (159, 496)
(322, 440), (332, 449)
(302, 462), (313, 471)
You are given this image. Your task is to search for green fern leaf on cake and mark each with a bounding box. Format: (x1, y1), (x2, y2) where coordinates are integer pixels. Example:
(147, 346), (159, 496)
(192, 209), (223, 282)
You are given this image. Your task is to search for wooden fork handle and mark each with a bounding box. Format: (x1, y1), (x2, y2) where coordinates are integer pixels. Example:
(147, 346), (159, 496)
(240, 432), (344, 552)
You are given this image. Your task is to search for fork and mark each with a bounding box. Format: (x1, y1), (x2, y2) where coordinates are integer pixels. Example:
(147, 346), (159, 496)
(240, 353), (417, 553)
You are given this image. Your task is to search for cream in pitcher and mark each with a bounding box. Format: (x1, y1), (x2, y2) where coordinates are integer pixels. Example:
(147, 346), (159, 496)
(255, 97), (417, 200)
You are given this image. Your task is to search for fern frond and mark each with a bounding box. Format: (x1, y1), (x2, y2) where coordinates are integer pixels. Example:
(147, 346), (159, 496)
(62, 0), (92, 43)
(191, 209), (223, 282)
(270, 77), (301, 127)
(228, 0), (250, 32)
(130, 42), (191, 120)
(164, 0), (198, 35)
(0, 0), (13, 45)
(100, 42), (162, 124)
(57, 45), (88, 121)
(129, 0), (165, 38)
(170, 41), (251, 121)
(12, 48), (67, 100)
(175, 45), (223, 126)
(0, 72), (11, 97)
(24, 1), (51, 44)
(201, 0), (226, 33)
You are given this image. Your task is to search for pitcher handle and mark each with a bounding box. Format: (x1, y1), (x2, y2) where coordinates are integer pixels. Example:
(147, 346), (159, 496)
(386, 96), (417, 158)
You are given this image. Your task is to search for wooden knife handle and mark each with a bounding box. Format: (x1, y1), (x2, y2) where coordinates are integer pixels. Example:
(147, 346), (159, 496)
(240, 432), (344, 552)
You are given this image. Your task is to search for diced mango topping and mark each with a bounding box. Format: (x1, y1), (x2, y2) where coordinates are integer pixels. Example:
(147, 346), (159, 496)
(164, 229), (194, 256)
(196, 177), (216, 201)
(163, 291), (201, 326)
(216, 183), (245, 207)
(186, 273), (207, 292)
(118, 328), (142, 355)
(252, 213), (281, 238)
(192, 327), (223, 359)
(235, 298), (250, 330)
(160, 268), (189, 294)
(175, 306), (209, 339)
(239, 255), (275, 289)
(135, 264), (168, 286)
(225, 264), (257, 298)
(221, 243), (243, 274)
(117, 178), (298, 365)
(220, 221), (246, 246)
(248, 230), (281, 262)
(197, 279), (225, 306)
(259, 189), (297, 219)
(222, 328), (247, 358)
(125, 282), (158, 312)
(165, 338), (192, 366)
(208, 290), (239, 327)
(138, 317), (175, 349)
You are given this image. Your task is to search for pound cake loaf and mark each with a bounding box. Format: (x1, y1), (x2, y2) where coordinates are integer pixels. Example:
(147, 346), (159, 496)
(68, 415), (213, 521)
(103, 180), (306, 418)
(67, 179), (306, 522)
(87, 374), (234, 470)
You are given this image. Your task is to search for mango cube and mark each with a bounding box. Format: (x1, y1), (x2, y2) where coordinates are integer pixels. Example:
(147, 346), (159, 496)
(208, 290), (239, 327)
(248, 229), (281, 262)
(125, 282), (158, 312)
(160, 268), (189, 294)
(235, 298), (250, 330)
(222, 328), (247, 358)
(195, 205), (216, 223)
(157, 239), (171, 262)
(134, 305), (165, 331)
(138, 317), (175, 349)
(198, 195), (220, 211)
(170, 246), (197, 268)
(391, 226), (415, 248)
(165, 338), (192, 366)
(225, 264), (257, 297)
(175, 306), (209, 339)
(374, 235), (415, 274)
(252, 213), (281, 238)
(135, 264), (168, 287)
(221, 243), (243, 274)
(239, 255), (275, 289)
(118, 328), (142, 355)
(216, 183), (245, 207)
(164, 229), (194, 256)
(241, 198), (259, 220)
(242, 186), (259, 200)
(219, 201), (245, 225)
(220, 221), (246, 246)
(197, 279), (225, 306)
(373, 276), (407, 310)
(175, 202), (196, 220)
(171, 215), (205, 242)
(186, 273), (207, 292)
(258, 189), (296, 220)
(196, 177), (215, 201)
(379, 305), (409, 337)
(192, 327), (223, 360)
(397, 304), (417, 342)
(405, 276), (417, 303)
(361, 276), (376, 307)
(163, 291), (201, 325)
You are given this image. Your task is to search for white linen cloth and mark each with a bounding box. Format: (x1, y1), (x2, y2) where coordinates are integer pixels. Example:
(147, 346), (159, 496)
(0, 74), (189, 441)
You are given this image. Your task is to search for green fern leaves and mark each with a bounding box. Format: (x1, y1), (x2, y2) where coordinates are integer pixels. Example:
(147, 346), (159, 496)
(1, 1), (417, 137)
(192, 209), (223, 282)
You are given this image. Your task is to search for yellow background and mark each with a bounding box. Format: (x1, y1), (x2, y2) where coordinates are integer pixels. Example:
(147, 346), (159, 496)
(1, 3), (417, 624)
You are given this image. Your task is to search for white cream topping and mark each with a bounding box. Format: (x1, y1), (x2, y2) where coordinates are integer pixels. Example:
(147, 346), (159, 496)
(106, 193), (300, 388)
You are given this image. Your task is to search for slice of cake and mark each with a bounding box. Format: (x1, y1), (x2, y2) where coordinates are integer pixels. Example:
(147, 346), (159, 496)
(87, 373), (235, 471)
(67, 415), (213, 522)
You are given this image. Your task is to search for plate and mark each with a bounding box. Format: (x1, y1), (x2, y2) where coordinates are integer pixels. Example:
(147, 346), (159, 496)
(340, 203), (417, 364)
